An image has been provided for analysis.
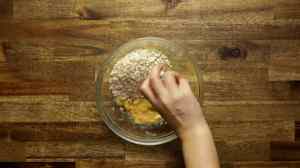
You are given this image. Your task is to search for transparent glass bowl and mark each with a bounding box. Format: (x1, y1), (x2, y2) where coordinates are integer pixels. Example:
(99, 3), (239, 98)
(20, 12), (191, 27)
(96, 37), (200, 145)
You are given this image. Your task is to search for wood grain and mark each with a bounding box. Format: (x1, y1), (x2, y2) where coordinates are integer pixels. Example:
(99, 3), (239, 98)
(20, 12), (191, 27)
(0, 96), (99, 122)
(125, 141), (183, 163)
(0, 19), (300, 43)
(0, 140), (25, 161)
(216, 141), (270, 161)
(274, 0), (300, 20)
(15, 0), (298, 25)
(126, 140), (271, 162)
(210, 121), (294, 141)
(204, 81), (296, 101)
(3, 122), (111, 141)
(0, 0), (12, 18)
(0, 95), (294, 142)
(232, 23), (300, 40)
(2, 41), (98, 82)
(13, 0), (276, 23)
(0, 19), (233, 41)
(0, 0), (299, 166)
(76, 159), (181, 168)
(13, 0), (78, 19)
(1, 119), (294, 143)
(0, 162), (75, 168)
(271, 141), (300, 161)
(233, 161), (300, 168)
(296, 121), (300, 141)
(269, 41), (300, 81)
(204, 103), (299, 121)
(2, 39), (297, 103)
(76, 159), (125, 168)
(25, 140), (125, 159)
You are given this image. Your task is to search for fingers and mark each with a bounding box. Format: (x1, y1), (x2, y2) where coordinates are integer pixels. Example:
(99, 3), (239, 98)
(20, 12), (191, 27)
(142, 64), (192, 102)
(171, 71), (182, 85)
(163, 71), (178, 91)
(140, 78), (160, 106)
(149, 64), (166, 96)
(178, 77), (192, 93)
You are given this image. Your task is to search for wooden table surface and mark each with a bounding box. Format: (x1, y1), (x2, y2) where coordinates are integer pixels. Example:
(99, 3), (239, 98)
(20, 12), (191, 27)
(0, 0), (300, 167)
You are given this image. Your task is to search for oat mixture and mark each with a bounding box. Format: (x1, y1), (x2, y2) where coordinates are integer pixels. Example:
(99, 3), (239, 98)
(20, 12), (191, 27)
(109, 49), (171, 127)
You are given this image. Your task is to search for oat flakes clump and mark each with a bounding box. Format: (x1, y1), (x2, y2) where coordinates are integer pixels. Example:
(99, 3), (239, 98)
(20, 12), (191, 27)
(109, 49), (171, 101)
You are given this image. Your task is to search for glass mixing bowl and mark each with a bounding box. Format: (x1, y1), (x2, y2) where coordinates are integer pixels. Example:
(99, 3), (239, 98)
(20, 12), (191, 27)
(96, 37), (200, 145)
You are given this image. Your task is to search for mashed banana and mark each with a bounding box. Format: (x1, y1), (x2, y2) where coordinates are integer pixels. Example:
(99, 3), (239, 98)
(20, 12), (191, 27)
(116, 97), (163, 125)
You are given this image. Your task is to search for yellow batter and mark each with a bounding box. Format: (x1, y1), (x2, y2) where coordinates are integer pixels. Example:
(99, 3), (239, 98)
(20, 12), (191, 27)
(116, 97), (163, 125)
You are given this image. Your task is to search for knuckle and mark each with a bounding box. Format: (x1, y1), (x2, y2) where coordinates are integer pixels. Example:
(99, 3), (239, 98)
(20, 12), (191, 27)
(162, 94), (183, 106)
(139, 81), (147, 90)
(163, 72), (172, 79)
(181, 77), (188, 82)
(149, 76), (157, 83)
(181, 89), (191, 96)
(140, 84), (147, 91)
(166, 71), (175, 77)
(161, 95), (172, 105)
(173, 94), (184, 102)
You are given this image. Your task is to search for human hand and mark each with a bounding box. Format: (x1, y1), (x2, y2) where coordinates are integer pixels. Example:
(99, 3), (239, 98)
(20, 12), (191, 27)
(140, 64), (208, 138)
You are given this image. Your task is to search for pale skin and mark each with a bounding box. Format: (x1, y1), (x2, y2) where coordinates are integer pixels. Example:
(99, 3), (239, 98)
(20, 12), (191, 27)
(140, 64), (220, 168)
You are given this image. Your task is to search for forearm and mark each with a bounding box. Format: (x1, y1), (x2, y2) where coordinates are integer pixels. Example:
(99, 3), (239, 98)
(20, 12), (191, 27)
(180, 123), (220, 168)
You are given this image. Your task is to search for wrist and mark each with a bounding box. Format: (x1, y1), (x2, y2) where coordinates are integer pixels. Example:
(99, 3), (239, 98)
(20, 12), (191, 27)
(178, 122), (211, 142)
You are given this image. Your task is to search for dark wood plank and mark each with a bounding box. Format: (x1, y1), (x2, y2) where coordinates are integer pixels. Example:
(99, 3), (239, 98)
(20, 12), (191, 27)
(0, 96), (99, 122)
(274, 0), (300, 20)
(296, 121), (300, 141)
(0, 162), (75, 168)
(25, 140), (125, 159)
(0, 19), (300, 42)
(125, 141), (183, 164)
(233, 161), (300, 168)
(3, 122), (111, 141)
(124, 161), (181, 168)
(271, 141), (300, 161)
(204, 81), (297, 101)
(125, 140), (270, 162)
(204, 102), (300, 121)
(3, 40), (98, 98)
(0, 81), (70, 96)
(77, 160), (234, 168)
(217, 141), (270, 161)
(232, 23), (300, 40)
(2, 41), (98, 82)
(0, 120), (293, 142)
(269, 41), (300, 81)
(0, 0), (12, 18)
(13, 0), (78, 19)
(0, 140), (25, 161)
(76, 159), (125, 168)
(26, 158), (75, 162)
(204, 67), (268, 83)
(76, 158), (184, 168)
(193, 40), (270, 67)
(0, 43), (19, 82)
(210, 121), (294, 142)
